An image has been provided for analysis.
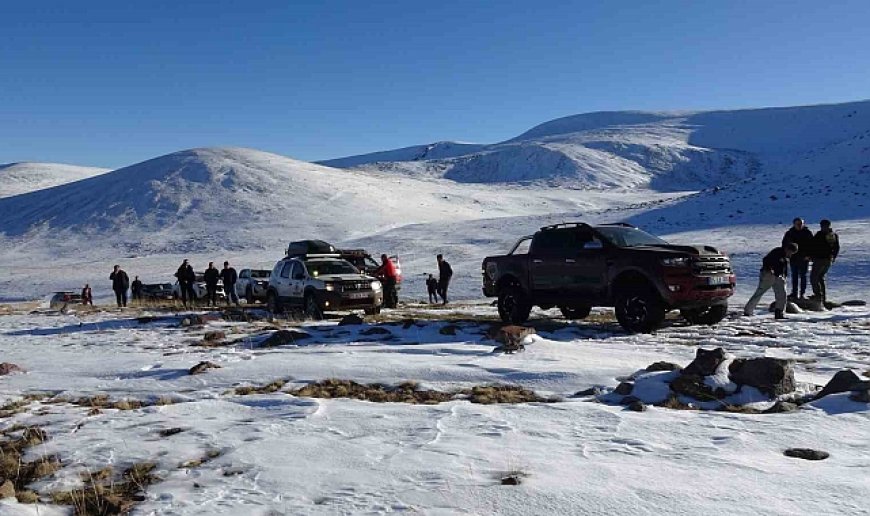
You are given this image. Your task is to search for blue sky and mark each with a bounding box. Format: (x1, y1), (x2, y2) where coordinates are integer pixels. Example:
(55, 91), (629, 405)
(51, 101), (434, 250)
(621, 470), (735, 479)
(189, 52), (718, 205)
(2, 0), (869, 168)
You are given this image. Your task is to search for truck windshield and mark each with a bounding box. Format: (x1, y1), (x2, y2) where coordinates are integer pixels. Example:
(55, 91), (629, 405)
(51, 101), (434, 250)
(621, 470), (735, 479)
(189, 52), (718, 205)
(251, 270), (270, 278)
(596, 227), (669, 247)
(306, 260), (359, 277)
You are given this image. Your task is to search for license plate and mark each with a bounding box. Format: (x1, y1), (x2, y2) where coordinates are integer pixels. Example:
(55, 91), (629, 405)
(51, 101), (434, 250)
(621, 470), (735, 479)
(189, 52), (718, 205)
(346, 292), (370, 300)
(708, 276), (730, 285)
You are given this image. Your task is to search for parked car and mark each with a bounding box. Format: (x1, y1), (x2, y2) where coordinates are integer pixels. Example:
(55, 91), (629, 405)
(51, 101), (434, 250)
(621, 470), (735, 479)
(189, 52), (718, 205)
(482, 222), (735, 333)
(49, 291), (83, 309)
(140, 283), (174, 301)
(265, 253), (383, 318)
(171, 273), (225, 302)
(236, 269), (271, 303)
(339, 249), (403, 290)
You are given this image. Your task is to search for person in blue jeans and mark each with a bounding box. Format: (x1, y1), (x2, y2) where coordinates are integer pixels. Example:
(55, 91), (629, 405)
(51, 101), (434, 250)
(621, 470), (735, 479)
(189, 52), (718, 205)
(782, 217), (813, 298)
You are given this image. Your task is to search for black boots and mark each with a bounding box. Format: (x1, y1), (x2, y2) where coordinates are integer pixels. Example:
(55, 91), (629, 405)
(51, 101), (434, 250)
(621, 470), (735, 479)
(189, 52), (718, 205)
(775, 309), (786, 320)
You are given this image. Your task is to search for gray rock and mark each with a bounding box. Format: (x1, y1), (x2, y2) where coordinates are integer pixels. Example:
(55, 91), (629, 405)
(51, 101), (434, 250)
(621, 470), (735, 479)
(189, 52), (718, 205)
(573, 387), (603, 397)
(188, 361), (221, 375)
(645, 361), (682, 373)
(729, 357), (796, 397)
(784, 448), (829, 461)
(850, 390), (869, 403)
(260, 329), (311, 347)
(683, 348), (726, 377)
(816, 370), (862, 399)
(614, 382), (634, 395)
(627, 400), (647, 412)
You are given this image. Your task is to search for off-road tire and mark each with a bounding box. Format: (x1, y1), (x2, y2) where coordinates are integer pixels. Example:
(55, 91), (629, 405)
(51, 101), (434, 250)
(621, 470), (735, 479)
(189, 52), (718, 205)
(681, 304), (728, 326)
(615, 288), (666, 333)
(246, 287), (255, 305)
(304, 294), (324, 321)
(560, 305), (592, 320)
(364, 306), (382, 316)
(497, 285), (532, 324)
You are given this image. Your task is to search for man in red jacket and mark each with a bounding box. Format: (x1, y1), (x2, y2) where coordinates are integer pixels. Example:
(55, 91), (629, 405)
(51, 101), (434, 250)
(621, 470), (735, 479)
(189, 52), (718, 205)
(374, 254), (399, 309)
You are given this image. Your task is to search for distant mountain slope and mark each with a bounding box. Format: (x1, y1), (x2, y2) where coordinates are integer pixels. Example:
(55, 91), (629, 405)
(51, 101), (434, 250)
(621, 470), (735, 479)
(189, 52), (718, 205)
(0, 162), (109, 198)
(323, 100), (870, 191)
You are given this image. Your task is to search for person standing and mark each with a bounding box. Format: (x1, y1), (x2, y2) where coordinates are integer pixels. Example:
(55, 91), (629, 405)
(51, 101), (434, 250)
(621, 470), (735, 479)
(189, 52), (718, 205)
(131, 276), (143, 302)
(221, 261), (240, 306)
(203, 262), (220, 307)
(810, 219), (840, 304)
(81, 284), (93, 306)
(374, 254), (399, 309)
(175, 259), (196, 307)
(744, 243), (797, 320)
(436, 254), (453, 305)
(426, 274), (439, 304)
(782, 217), (813, 299)
(109, 265), (130, 308)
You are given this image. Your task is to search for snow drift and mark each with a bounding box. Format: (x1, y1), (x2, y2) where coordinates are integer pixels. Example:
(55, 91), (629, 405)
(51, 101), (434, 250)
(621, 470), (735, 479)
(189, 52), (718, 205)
(0, 162), (109, 198)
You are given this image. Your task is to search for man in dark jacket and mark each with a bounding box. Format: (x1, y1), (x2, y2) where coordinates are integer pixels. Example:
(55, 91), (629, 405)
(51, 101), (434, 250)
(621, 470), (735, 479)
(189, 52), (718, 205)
(175, 259), (196, 307)
(131, 276), (143, 302)
(203, 261), (221, 307)
(810, 219), (840, 304)
(782, 217), (813, 299)
(109, 265), (130, 308)
(437, 254), (453, 305)
(744, 243), (797, 319)
(221, 261), (239, 306)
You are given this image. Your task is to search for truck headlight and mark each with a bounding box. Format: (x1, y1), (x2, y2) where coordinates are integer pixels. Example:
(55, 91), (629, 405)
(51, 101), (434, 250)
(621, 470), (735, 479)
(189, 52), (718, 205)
(371, 281), (382, 291)
(325, 283), (335, 292)
(661, 257), (690, 267)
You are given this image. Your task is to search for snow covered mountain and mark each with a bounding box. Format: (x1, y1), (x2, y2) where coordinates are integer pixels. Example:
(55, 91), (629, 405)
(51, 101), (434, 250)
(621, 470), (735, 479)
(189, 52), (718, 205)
(0, 162), (109, 198)
(323, 100), (870, 191)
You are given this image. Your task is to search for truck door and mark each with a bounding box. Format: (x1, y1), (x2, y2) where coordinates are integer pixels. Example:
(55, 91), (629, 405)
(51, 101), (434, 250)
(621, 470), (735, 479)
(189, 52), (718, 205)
(530, 229), (574, 294)
(565, 229), (609, 299)
(276, 262), (293, 299)
(289, 262), (306, 305)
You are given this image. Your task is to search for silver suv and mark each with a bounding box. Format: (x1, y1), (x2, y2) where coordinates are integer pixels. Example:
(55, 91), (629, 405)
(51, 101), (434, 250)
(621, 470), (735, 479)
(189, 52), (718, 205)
(266, 255), (384, 318)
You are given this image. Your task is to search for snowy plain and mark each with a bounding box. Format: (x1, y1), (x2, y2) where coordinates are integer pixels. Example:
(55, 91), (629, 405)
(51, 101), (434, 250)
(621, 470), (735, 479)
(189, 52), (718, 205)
(0, 99), (869, 514)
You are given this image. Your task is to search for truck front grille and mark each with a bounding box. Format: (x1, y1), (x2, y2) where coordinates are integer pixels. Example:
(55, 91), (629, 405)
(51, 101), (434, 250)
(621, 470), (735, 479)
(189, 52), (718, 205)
(339, 282), (370, 292)
(692, 256), (732, 276)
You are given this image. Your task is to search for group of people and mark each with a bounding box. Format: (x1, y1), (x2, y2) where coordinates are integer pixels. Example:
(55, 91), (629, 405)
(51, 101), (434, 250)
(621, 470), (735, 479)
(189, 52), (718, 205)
(744, 218), (840, 319)
(175, 259), (240, 307)
(425, 254), (453, 305)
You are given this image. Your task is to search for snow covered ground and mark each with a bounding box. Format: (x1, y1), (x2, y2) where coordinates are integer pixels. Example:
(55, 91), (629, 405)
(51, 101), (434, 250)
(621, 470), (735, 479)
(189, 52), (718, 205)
(0, 162), (109, 199)
(0, 302), (867, 515)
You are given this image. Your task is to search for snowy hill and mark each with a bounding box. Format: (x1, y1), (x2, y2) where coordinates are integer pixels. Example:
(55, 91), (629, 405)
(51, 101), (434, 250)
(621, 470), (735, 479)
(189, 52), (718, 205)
(0, 161), (109, 198)
(325, 100), (870, 191)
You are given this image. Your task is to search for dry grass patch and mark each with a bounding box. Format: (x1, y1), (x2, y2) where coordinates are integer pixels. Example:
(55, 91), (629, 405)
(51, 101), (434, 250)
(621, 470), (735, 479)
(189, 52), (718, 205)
(51, 462), (159, 515)
(180, 449), (222, 469)
(230, 379), (288, 396)
(285, 379), (554, 405)
(0, 426), (61, 500)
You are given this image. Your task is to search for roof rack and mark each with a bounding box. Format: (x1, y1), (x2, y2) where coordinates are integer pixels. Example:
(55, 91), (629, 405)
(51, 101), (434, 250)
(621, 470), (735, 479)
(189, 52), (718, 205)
(286, 253), (341, 261)
(540, 222), (591, 231)
(596, 222), (636, 228)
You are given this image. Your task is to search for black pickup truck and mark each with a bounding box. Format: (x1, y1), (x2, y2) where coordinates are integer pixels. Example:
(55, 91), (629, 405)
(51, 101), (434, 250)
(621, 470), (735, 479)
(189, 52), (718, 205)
(482, 223), (736, 333)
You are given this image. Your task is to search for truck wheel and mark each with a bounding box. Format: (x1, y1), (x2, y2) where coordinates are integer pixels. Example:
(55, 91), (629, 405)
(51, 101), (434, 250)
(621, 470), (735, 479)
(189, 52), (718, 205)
(560, 305), (592, 320)
(304, 294), (323, 321)
(364, 306), (381, 316)
(246, 287), (255, 305)
(498, 286), (532, 324)
(681, 304), (728, 325)
(267, 292), (282, 314)
(615, 288), (665, 333)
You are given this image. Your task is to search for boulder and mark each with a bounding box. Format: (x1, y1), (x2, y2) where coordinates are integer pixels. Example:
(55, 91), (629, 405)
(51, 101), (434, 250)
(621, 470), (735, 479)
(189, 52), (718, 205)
(728, 358), (796, 397)
(573, 387), (603, 397)
(815, 370), (862, 399)
(0, 363), (25, 376)
(260, 329), (311, 347)
(670, 374), (721, 400)
(614, 382), (634, 395)
(784, 448), (829, 461)
(683, 348), (727, 377)
(645, 361), (682, 373)
(338, 314), (364, 326)
(627, 400), (647, 412)
(188, 361), (221, 375)
(850, 390), (869, 403)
